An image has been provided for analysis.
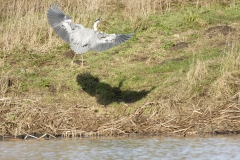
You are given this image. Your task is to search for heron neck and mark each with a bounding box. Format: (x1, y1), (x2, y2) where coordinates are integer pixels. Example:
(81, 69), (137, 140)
(93, 21), (99, 31)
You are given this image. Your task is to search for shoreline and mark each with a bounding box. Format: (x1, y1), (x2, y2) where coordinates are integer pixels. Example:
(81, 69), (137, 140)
(1, 130), (240, 141)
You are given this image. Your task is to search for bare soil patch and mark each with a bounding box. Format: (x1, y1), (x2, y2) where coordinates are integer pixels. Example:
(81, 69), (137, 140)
(205, 25), (236, 38)
(63, 50), (75, 59)
(171, 42), (189, 50)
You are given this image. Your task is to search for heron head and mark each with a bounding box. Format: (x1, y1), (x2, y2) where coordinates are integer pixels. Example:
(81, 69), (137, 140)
(64, 15), (71, 22)
(65, 15), (71, 20)
(93, 18), (101, 31)
(94, 18), (101, 24)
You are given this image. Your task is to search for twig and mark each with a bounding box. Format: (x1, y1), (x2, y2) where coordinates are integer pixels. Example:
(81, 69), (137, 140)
(221, 110), (240, 113)
(38, 133), (47, 139)
(161, 117), (176, 126)
(229, 116), (240, 119)
(148, 110), (157, 120)
(173, 126), (191, 133)
(38, 133), (56, 139)
(233, 105), (240, 110)
(130, 120), (137, 126)
(23, 133), (38, 140)
(193, 110), (203, 114)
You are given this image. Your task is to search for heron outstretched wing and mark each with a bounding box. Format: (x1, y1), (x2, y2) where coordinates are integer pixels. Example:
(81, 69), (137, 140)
(90, 33), (133, 52)
(47, 5), (133, 55)
(47, 5), (71, 43)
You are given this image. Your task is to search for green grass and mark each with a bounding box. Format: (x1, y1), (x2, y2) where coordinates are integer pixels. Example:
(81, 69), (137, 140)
(1, 4), (240, 111)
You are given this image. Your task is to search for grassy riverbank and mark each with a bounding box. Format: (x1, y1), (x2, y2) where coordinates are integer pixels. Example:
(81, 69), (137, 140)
(1, 0), (240, 139)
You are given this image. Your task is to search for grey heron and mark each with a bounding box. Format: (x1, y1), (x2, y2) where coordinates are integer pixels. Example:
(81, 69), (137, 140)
(47, 5), (133, 66)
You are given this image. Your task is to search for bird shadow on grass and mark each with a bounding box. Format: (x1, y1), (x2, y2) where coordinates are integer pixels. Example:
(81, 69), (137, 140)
(76, 72), (155, 105)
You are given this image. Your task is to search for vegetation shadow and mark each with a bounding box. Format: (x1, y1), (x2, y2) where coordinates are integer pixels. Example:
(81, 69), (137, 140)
(76, 72), (154, 105)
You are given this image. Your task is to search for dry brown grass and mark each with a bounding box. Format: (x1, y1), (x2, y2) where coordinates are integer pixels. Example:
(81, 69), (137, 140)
(1, 0), (237, 53)
(187, 59), (208, 85)
(1, 0), (113, 52)
(211, 44), (240, 101)
(0, 96), (107, 139)
(1, 95), (240, 139)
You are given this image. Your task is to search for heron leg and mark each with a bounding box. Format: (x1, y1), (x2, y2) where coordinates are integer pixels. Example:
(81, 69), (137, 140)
(70, 54), (76, 65)
(81, 54), (84, 67)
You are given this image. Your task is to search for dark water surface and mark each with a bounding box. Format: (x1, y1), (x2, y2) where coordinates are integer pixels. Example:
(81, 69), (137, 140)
(1, 135), (240, 159)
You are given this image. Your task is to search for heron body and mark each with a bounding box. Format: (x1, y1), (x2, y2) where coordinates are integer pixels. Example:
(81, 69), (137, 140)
(47, 5), (133, 66)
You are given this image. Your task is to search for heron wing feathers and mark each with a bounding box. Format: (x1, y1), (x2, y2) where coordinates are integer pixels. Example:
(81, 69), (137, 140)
(70, 28), (96, 54)
(90, 33), (133, 52)
(47, 5), (133, 54)
(47, 5), (71, 43)
(71, 43), (89, 54)
(47, 6), (65, 27)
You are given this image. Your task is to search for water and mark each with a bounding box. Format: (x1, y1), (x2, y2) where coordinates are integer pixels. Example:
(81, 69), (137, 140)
(1, 136), (240, 160)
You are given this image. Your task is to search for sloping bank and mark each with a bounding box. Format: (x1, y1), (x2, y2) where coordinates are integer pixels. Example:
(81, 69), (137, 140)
(1, 94), (239, 140)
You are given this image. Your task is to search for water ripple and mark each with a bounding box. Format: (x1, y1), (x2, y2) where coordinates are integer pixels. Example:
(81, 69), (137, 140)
(1, 136), (240, 160)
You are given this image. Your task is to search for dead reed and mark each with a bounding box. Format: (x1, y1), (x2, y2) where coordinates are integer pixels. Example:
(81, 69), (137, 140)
(2, 96), (239, 139)
(0, 96), (107, 139)
(1, 0), (237, 53)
